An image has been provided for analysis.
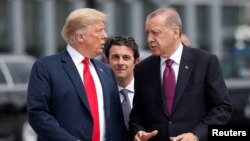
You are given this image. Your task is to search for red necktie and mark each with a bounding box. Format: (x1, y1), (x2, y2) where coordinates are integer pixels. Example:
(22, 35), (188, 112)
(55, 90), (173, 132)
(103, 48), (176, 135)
(163, 59), (176, 116)
(83, 58), (100, 141)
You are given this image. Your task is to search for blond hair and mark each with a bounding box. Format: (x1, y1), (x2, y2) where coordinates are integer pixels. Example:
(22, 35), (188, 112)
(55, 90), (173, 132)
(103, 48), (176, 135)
(61, 8), (107, 44)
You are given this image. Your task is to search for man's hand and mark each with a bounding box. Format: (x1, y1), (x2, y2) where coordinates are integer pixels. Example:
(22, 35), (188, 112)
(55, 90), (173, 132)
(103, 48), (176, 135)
(134, 130), (158, 141)
(170, 132), (199, 141)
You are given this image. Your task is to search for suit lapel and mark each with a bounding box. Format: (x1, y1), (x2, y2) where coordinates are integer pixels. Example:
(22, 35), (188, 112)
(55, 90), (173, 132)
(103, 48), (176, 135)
(61, 51), (91, 113)
(91, 59), (111, 120)
(172, 47), (193, 113)
(151, 56), (169, 117)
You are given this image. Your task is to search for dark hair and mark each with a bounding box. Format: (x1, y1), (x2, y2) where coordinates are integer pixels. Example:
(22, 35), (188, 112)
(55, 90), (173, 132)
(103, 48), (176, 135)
(104, 35), (140, 60)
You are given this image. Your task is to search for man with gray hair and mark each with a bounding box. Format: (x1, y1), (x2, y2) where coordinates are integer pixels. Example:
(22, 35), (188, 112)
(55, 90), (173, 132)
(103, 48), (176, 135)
(27, 8), (127, 141)
(129, 7), (232, 141)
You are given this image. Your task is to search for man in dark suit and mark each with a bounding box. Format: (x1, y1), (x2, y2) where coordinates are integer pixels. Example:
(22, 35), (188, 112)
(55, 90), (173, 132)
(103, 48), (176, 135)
(27, 8), (127, 141)
(104, 35), (140, 128)
(129, 7), (233, 141)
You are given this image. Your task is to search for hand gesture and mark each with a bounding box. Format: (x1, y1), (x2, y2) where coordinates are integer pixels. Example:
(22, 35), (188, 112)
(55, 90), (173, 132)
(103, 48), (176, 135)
(134, 130), (158, 141)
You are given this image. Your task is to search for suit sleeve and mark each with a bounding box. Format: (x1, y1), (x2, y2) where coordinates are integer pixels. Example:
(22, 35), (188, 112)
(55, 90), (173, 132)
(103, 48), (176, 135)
(129, 65), (146, 138)
(27, 60), (77, 141)
(192, 55), (233, 140)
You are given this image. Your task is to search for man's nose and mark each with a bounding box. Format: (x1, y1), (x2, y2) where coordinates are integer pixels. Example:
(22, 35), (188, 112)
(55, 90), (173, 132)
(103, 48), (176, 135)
(147, 34), (154, 42)
(102, 30), (108, 39)
(118, 57), (125, 64)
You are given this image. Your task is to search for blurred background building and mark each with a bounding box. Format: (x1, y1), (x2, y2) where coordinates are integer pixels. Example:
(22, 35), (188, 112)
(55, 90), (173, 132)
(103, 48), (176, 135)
(0, 0), (250, 57)
(0, 1), (250, 140)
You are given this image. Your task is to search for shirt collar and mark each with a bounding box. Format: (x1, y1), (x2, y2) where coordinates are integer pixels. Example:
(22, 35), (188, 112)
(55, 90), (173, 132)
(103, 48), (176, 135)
(118, 78), (135, 93)
(67, 44), (86, 66)
(160, 43), (183, 66)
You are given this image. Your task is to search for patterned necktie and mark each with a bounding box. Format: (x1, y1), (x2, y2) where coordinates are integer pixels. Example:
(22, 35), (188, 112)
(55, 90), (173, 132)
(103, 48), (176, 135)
(163, 59), (176, 116)
(120, 89), (131, 129)
(83, 58), (100, 141)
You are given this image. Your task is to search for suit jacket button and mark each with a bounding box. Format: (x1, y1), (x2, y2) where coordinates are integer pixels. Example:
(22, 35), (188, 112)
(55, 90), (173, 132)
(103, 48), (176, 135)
(168, 121), (172, 125)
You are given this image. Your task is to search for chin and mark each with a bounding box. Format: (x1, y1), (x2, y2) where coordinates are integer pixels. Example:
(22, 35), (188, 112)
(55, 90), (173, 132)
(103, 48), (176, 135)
(96, 50), (103, 55)
(116, 74), (125, 79)
(152, 51), (160, 56)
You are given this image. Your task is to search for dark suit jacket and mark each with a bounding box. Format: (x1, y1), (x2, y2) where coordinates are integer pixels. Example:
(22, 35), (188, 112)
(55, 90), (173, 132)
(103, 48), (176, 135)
(129, 46), (232, 141)
(27, 50), (127, 141)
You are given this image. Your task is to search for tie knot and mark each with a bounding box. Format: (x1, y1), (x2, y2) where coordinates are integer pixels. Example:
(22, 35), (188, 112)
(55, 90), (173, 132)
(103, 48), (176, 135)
(82, 58), (89, 65)
(120, 89), (129, 102)
(166, 59), (174, 67)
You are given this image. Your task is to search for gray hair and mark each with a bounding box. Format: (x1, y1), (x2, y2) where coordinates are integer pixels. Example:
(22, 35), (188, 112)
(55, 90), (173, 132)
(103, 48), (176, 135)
(147, 7), (182, 35)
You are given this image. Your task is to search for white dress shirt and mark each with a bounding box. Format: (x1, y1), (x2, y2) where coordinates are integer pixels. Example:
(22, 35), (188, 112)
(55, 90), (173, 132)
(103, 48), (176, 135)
(160, 43), (183, 83)
(67, 45), (106, 141)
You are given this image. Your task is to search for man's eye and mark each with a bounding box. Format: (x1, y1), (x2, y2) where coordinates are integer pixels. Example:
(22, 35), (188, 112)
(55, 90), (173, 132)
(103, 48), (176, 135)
(123, 56), (131, 60)
(111, 56), (119, 60)
(152, 31), (159, 35)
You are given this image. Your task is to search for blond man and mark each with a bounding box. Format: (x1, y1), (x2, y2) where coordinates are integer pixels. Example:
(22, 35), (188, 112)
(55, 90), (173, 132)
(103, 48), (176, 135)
(27, 8), (127, 141)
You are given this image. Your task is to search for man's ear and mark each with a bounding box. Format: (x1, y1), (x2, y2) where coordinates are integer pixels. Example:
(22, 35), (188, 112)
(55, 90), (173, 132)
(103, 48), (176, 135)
(173, 26), (180, 39)
(135, 58), (140, 64)
(75, 33), (85, 42)
(104, 58), (109, 64)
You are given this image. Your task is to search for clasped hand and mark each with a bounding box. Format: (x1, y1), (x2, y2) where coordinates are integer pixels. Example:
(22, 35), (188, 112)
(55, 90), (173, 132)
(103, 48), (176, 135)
(134, 131), (198, 141)
(170, 132), (199, 141)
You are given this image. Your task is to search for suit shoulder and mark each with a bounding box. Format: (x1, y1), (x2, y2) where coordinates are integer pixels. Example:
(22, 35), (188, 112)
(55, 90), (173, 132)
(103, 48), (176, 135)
(37, 52), (63, 63)
(92, 59), (112, 72)
(187, 47), (217, 59)
(33, 51), (68, 70)
(135, 55), (159, 70)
